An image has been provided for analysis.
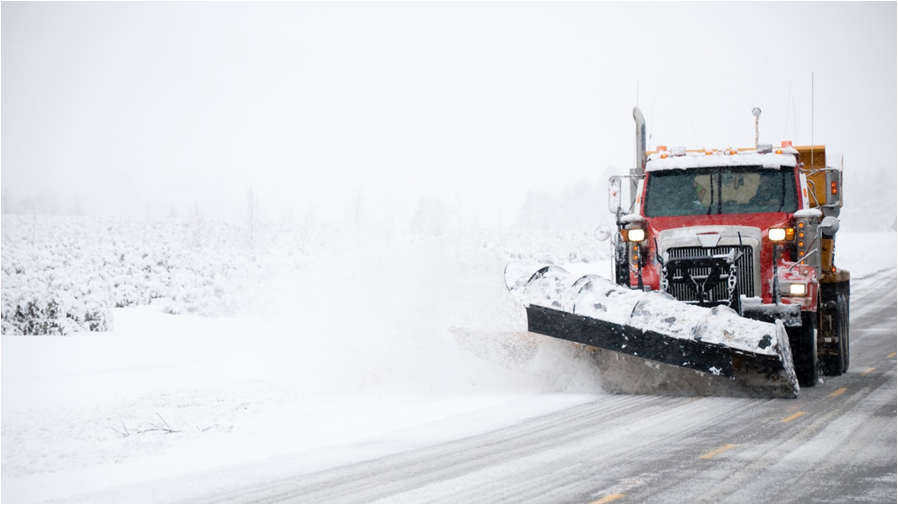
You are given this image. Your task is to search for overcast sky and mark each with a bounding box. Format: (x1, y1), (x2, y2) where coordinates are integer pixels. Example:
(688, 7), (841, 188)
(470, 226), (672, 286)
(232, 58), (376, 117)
(2, 2), (895, 222)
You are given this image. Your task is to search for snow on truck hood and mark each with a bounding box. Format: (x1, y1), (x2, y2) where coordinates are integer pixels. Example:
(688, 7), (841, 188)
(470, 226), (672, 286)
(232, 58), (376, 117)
(646, 151), (797, 172)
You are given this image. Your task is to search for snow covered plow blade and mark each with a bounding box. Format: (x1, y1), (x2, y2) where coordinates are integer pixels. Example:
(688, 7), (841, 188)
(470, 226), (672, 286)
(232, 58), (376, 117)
(506, 264), (800, 398)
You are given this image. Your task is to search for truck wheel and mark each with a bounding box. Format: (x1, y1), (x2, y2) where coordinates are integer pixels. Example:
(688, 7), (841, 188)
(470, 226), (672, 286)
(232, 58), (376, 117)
(820, 287), (850, 376)
(819, 301), (845, 377)
(788, 313), (819, 387)
(840, 291), (850, 373)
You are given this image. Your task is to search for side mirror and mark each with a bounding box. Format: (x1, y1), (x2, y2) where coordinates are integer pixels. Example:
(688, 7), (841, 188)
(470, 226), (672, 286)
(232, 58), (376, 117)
(608, 177), (622, 214)
(819, 216), (840, 237)
(594, 224), (613, 242)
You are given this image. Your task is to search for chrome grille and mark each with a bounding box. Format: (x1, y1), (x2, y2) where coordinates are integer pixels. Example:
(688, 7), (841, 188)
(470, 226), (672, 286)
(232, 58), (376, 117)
(666, 246), (755, 304)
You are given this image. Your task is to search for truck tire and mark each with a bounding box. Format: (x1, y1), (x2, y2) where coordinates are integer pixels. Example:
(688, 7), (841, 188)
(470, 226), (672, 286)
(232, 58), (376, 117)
(839, 290), (850, 373)
(788, 312), (819, 387)
(819, 302), (845, 377)
(820, 284), (850, 377)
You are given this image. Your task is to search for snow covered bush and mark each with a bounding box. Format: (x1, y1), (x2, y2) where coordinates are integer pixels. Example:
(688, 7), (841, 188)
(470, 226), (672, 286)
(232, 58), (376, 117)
(1, 223), (114, 335)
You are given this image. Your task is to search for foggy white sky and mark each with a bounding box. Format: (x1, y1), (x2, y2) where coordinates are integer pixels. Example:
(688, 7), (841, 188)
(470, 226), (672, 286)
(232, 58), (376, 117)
(2, 2), (896, 222)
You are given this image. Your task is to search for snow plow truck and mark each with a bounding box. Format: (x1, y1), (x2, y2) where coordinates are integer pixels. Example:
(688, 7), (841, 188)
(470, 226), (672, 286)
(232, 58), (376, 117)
(506, 107), (849, 398)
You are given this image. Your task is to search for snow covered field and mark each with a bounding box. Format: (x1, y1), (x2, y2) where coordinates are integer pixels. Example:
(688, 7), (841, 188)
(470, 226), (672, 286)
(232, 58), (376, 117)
(1, 213), (895, 503)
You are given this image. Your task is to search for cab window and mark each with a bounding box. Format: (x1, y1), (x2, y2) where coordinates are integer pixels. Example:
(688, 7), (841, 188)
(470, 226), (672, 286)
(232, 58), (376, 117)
(643, 166), (798, 217)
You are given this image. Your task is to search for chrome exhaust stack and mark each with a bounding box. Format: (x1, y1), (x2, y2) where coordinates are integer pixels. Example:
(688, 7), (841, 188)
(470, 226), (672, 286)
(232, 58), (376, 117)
(630, 107), (647, 212)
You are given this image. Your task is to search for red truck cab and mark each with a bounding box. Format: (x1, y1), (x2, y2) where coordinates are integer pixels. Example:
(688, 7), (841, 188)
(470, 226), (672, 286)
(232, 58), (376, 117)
(617, 145), (819, 323)
(603, 108), (849, 387)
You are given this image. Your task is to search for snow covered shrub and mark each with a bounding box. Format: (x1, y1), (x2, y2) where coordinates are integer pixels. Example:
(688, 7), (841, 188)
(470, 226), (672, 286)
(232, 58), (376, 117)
(1, 216), (116, 334)
(1, 260), (113, 335)
(114, 283), (142, 308)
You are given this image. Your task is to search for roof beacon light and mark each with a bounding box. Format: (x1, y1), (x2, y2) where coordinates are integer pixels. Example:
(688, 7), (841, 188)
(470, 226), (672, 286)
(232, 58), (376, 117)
(658, 146), (669, 159)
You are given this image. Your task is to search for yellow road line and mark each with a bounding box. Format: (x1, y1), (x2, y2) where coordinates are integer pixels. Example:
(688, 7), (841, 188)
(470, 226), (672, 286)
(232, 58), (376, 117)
(861, 367), (875, 376)
(781, 411), (807, 423)
(888, 352), (896, 359)
(699, 443), (739, 459)
(829, 387), (848, 398)
(592, 493), (626, 504)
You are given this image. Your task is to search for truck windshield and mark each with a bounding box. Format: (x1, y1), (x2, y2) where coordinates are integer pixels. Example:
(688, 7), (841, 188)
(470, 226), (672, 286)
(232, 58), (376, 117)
(643, 166), (798, 217)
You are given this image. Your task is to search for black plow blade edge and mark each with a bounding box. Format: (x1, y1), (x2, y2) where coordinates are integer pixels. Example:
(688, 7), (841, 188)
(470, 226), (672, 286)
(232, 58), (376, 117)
(525, 305), (798, 398)
(525, 304), (735, 378)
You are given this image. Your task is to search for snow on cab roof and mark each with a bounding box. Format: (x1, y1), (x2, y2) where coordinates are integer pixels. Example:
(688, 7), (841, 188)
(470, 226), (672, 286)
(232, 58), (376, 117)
(646, 150), (798, 172)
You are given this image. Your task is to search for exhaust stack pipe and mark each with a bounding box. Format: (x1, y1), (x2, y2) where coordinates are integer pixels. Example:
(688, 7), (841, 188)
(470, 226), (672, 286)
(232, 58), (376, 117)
(752, 107), (762, 148)
(631, 107), (647, 211)
(633, 107), (646, 173)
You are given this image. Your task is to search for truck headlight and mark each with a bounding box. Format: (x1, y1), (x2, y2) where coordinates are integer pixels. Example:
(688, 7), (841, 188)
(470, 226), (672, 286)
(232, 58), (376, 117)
(627, 228), (646, 242)
(768, 228), (795, 242)
(787, 283), (808, 296)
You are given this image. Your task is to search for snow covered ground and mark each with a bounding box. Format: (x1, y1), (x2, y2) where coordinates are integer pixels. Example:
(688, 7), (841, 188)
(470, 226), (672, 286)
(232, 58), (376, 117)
(1, 215), (895, 503)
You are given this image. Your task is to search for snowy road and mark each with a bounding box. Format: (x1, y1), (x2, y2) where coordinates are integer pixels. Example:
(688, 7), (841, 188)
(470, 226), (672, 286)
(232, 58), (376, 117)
(75, 268), (894, 504)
